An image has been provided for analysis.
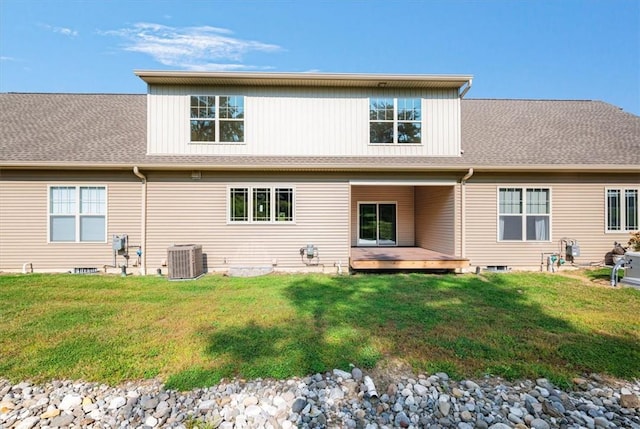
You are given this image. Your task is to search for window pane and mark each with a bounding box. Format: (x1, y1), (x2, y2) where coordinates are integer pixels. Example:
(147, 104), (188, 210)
(191, 120), (215, 141)
(219, 96), (244, 119)
(499, 188), (522, 214)
(370, 122), (394, 143)
(50, 186), (76, 215)
(398, 122), (421, 143)
(499, 216), (522, 240)
(607, 189), (621, 231)
(397, 98), (421, 121)
(80, 187), (105, 214)
(80, 216), (105, 242)
(253, 188), (271, 221)
(275, 188), (293, 222)
(526, 188), (549, 214)
(626, 189), (638, 230)
(526, 215), (549, 240)
(220, 121), (244, 142)
(230, 188), (248, 222)
(369, 98), (394, 120)
(50, 216), (75, 241)
(191, 96), (215, 118)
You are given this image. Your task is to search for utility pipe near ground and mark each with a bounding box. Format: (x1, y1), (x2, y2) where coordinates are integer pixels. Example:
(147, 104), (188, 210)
(133, 166), (147, 275)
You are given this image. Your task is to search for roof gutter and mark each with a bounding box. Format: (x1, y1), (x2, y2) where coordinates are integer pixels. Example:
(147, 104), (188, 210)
(459, 78), (473, 98)
(1, 162), (639, 173)
(133, 166), (147, 276)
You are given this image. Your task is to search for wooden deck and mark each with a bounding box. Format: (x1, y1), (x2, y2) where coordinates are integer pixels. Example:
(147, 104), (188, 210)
(350, 247), (469, 270)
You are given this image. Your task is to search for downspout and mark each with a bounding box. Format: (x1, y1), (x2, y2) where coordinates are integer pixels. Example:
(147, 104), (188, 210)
(460, 168), (474, 260)
(133, 166), (147, 275)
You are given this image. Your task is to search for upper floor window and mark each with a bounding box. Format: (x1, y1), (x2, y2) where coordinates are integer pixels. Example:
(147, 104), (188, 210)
(498, 188), (550, 241)
(190, 95), (244, 143)
(369, 98), (421, 144)
(49, 186), (106, 242)
(606, 188), (638, 232)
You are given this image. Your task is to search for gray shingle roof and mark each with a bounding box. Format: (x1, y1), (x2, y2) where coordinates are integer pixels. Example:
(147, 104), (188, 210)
(1, 93), (638, 171)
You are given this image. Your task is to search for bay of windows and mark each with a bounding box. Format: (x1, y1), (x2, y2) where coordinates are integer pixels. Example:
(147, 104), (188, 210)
(49, 186), (106, 242)
(190, 95), (244, 143)
(606, 188), (638, 232)
(370, 97), (422, 144)
(498, 188), (550, 241)
(230, 186), (294, 223)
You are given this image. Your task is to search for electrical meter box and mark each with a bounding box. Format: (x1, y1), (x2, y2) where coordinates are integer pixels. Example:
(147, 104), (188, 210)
(566, 243), (580, 257)
(112, 235), (126, 252)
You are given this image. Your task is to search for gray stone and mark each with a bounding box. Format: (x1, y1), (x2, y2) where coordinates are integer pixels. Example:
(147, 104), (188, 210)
(291, 398), (307, 413)
(351, 367), (363, 381)
(59, 394), (82, 411)
(488, 424), (512, 429)
(108, 396), (126, 410)
(439, 394), (451, 416)
(531, 418), (550, 429)
(51, 413), (75, 427)
(594, 416), (610, 427)
(394, 411), (410, 427)
(15, 417), (39, 429)
(333, 369), (352, 379)
(414, 384), (428, 396)
(435, 372), (450, 381)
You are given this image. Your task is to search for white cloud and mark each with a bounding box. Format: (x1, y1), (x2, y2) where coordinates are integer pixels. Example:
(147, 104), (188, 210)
(1, 56), (17, 61)
(102, 23), (281, 70)
(41, 24), (78, 37)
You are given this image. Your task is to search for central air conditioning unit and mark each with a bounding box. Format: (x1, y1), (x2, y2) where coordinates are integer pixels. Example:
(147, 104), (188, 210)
(167, 244), (204, 280)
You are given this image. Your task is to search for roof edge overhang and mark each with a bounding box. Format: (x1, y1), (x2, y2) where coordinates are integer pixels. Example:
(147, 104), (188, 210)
(134, 70), (474, 90)
(2, 162), (639, 174)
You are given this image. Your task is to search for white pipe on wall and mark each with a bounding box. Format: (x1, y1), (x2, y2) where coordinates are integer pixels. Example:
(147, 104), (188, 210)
(133, 166), (147, 275)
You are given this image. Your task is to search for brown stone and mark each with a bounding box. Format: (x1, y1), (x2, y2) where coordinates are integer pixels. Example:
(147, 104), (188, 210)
(620, 394), (640, 409)
(40, 408), (61, 419)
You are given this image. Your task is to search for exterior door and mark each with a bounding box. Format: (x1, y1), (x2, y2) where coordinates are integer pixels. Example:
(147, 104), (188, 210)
(358, 203), (397, 246)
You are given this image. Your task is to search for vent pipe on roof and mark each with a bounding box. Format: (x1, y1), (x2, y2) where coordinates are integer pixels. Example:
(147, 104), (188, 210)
(133, 166), (147, 275)
(459, 78), (473, 98)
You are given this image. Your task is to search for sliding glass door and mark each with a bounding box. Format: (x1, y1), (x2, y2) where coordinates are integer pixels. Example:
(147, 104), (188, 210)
(358, 203), (397, 246)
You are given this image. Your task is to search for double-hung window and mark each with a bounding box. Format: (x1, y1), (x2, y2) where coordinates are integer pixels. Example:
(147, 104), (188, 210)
(49, 186), (106, 242)
(369, 97), (422, 144)
(498, 188), (550, 241)
(229, 186), (294, 223)
(606, 188), (638, 232)
(190, 95), (244, 143)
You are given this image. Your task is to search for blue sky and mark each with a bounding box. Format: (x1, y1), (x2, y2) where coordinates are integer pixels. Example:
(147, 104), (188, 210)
(1, 0), (638, 114)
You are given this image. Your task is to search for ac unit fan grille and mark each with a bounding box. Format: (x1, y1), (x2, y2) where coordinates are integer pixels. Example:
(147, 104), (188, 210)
(167, 244), (203, 280)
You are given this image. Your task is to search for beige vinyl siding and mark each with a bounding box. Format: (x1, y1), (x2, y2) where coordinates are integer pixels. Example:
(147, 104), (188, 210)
(464, 173), (640, 268)
(415, 186), (456, 255)
(147, 86), (461, 157)
(350, 186), (415, 247)
(144, 172), (350, 271)
(0, 170), (141, 271)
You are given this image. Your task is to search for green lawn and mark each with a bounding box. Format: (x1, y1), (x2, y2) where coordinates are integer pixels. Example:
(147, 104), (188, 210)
(0, 270), (638, 390)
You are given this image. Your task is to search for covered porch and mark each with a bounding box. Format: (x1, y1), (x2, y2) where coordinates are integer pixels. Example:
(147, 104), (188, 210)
(349, 179), (469, 271)
(350, 246), (469, 270)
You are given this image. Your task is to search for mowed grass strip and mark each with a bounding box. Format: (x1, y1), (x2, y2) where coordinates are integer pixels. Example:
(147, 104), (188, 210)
(0, 271), (638, 390)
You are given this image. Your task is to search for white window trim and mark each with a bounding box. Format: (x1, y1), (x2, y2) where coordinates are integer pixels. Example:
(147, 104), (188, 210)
(189, 95), (246, 145)
(47, 185), (108, 244)
(605, 187), (640, 233)
(227, 185), (296, 224)
(496, 186), (552, 242)
(368, 97), (423, 146)
(356, 201), (399, 247)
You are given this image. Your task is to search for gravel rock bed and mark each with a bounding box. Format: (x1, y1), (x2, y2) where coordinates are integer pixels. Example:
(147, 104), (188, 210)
(1, 370), (639, 428)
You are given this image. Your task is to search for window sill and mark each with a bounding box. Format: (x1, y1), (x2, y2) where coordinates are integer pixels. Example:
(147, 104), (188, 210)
(368, 143), (423, 146)
(227, 221), (296, 225)
(189, 142), (246, 145)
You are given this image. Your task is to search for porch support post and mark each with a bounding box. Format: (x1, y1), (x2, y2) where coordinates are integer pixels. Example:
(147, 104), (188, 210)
(460, 168), (474, 259)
